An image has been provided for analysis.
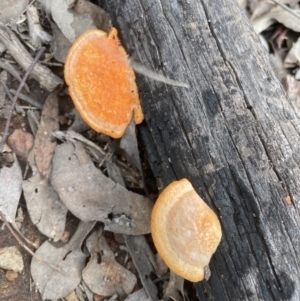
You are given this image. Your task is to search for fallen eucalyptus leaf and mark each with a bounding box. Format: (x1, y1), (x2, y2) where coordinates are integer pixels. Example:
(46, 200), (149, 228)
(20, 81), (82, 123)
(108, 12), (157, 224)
(0, 145), (22, 223)
(124, 235), (158, 301)
(7, 129), (34, 161)
(120, 118), (143, 173)
(253, 5), (300, 34)
(124, 289), (149, 301)
(46, 0), (96, 43)
(82, 230), (137, 296)
(284, 36), (300, 68)
(31, 221), (95, 300)
(282, 74), (300, 117)
(0, 0), (28, 25)
(33, 92), (59, 178)
(252, 12), (276, 34)
(72, 0), (111, 32)
(50, 21), (72, 63)
(106, 159), (126, 187)
(164, 272), (184, 301)
(51, 142), (153, 235)
(250, 2), (274, 21)
(23, 174), (67, 241)
(23, 92), (66, 240)
(270, 6), (300, 33)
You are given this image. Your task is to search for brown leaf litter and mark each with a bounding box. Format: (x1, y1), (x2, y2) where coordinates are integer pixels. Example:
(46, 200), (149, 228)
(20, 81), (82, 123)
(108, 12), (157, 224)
(1, 0), (300, 300)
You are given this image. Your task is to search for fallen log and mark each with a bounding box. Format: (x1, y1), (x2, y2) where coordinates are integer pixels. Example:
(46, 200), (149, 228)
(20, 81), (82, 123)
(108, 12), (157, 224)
(104, 1), (300, 300)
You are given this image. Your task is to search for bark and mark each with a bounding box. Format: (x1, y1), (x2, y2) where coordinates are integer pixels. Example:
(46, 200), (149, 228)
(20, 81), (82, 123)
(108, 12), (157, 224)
(104, 0), (300, 300)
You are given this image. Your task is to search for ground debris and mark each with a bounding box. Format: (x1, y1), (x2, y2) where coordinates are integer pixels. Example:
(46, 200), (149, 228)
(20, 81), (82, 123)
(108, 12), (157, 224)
(82, 229), (137, 297)
(51, 141), (153, 235)
(0, 143), (22, 224)
(31, 221), (95, 300)
(0, 246), (23, 272)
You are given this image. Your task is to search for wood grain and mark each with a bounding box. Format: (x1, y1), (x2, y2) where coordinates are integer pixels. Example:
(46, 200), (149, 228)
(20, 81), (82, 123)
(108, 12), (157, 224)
(104, 0), (300, 300)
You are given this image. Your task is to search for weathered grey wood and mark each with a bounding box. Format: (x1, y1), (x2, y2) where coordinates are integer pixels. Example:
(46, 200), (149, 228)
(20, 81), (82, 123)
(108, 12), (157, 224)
(104, 0), (300, 300)
(0, 24), (63, 91)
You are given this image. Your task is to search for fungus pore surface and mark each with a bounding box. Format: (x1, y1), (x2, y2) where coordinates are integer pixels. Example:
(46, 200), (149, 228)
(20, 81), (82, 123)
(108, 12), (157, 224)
(64, 28), (144, 138)
(151, 178), (222, 282)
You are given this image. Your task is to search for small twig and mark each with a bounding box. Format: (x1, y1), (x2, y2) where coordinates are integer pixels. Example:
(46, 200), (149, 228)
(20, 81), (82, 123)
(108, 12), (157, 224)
(30, 277), (33, 301)
(52, 130), (106, 156)
(10, 89), (43, 109)
(12, 222), (39, 249)
(41, 61), (63, 67)
(17, 106), (40, 110)
(269, 0), (300, 20)
(0, 59), (30, 92)
(0, 81), (25, 114)
(0, 47), (45, 153)
(0, 211), (66, 275)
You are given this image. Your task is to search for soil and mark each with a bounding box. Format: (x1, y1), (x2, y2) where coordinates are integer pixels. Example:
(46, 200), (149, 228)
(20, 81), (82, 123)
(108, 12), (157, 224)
(0, 209), (45, 301)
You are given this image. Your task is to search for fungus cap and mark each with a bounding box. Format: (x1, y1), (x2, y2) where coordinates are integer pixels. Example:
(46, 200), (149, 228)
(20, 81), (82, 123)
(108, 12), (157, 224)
(151, 179), (222, 282)
(64, 28), (144, 138)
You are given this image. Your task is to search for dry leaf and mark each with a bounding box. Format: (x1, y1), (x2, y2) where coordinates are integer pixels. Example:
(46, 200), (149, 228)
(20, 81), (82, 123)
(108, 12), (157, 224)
(0, 145), (22, 223)
(31, 221), (95, 300)
(64, 291), (80, 301)
(67, 108), (90, 132)
(124, 289), (149, 301)
(164, 272), (184, 301)
(43, 0), (96, 43)
(270, 51), (287, 79)
(252, 12), (276, 34)
(124, 235), (158, 301)
(120, 119), (143, 173)
(27, 109), (40, 136)
(0, 0), (28, 25)
(6, 270), (18, 282)
(270, 6), (300, 33)
(253, 5), (300, 34)
(22, 93), (63, 239)
(23, 174), (68, 241)
(251, 1), (274, 21)
(33, 92), (59, 178)
(51, 141), (153, 235)
(282, 74), (300, 116)
(50, 21), (72, 63)
(284, 36), (300, 68)
(72, 0), (111, 33)
(7, 129), (34, 161)
(155, 253), (168, 275)
(82, 230), (137, 297)
(106, 160), (126, 187)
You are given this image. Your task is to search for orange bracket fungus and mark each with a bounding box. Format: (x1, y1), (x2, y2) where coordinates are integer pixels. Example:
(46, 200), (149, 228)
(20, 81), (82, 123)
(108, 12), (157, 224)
(64, 28), (144, 138)
(151, 178), (222, 282)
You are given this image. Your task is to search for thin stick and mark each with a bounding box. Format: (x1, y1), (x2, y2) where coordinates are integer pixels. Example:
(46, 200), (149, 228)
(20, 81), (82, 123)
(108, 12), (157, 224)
(0, 81), (24, 114)
(269, 0), (300, 20)
(10, 89), (43, 109)
(0, 211), (66, 275)
(30, 277), (33, 301)
(12, 221), (39, 249)
(0, 47), (45, 152)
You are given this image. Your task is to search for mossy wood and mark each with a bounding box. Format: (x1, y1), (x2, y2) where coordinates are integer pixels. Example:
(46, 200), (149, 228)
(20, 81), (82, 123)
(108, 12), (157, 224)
(104, 0), (300, 300)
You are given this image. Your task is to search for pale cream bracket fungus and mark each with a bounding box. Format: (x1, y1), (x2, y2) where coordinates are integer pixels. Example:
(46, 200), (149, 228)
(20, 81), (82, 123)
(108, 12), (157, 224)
(64, 28), (144, 138)
(151, 178), (222, 282)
